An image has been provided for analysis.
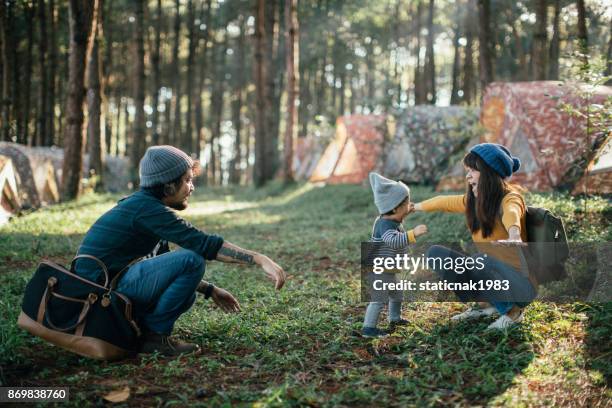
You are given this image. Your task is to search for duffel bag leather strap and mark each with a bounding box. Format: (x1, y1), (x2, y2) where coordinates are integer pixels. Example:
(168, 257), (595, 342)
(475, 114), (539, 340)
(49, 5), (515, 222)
(70, 255), (110, 288)
(109, 257), (143, 290)
(37, 277), (98, 334)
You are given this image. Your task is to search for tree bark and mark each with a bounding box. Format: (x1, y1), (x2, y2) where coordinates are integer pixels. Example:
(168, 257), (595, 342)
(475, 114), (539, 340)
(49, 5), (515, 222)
(37, 0), (49, 145)
(283, 0), (298, 183)
(450, 21), (461, 105)
(477, 0), (494, 93)
(151, 0), (162, 145)
(194, 0), (212, 166)
(61, 0), (98, 201)
(171, 0), (181, 146)
(424, 0), (436, 104)
(22, 0), (35, 145)
(576, 0), (588, 59)
(413, 0), (424, 104)
(0, 0), (13, 142)
(463, 0), (476, 104)
(87, 1), (104, 189)
(533, 0), (548, 80)
(47, 0), (58, 145)
(229, 15), (246, 185)
(131, 0), (146, 186)
(184, 0), (196, 154)
(254, 0), (268, 187)
(548, 0), (561, 80)
(605, 19), (612, 84)
(209, 36), (226, 186)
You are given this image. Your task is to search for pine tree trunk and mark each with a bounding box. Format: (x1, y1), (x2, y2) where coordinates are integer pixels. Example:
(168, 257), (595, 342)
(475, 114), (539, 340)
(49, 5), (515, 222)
(184, 0), (196, 155)
(548, 0), (561, 80)
(450, 22), (461, 105)
(87, 4), (104, 189)
(47, 0), (57, 145)
(37, 0), (49, 146)
(209, 37), (226, 186)
(131, 0), (146, 186)
(413, 0), (424, 104)
(533, 0), (548, 80)
(605, 19), (612, 84)
(0, 1), (13, 142)
(229, 15), (246, 185)
(194, 0), (212, 166)
(22, 1), (35, 145)
(425, 0), (436, 104)
(265, 0), (280, 181)
(171, 0), (181, 146)
(61, 0), (98, 201)
(463, 0), (476, 104)
(477, 0), (494, 94)
(283, 0), (298, 183)
(151, 0), (162, 145)
(576, 0), (588, 61)
(254, 0), (268, 187)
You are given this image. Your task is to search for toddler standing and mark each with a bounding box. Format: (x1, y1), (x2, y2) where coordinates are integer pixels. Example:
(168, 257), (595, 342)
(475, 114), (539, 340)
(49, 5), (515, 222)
(362, 172), (427, 338)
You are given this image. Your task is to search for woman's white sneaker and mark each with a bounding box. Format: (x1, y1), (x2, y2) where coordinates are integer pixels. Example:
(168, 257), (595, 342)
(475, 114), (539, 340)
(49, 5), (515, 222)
(487, 311), (524, 330)
(450, 306), (498, 321)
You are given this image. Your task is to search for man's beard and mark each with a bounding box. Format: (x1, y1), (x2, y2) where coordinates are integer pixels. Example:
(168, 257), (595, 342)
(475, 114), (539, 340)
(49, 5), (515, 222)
(168, 200), (188, 211)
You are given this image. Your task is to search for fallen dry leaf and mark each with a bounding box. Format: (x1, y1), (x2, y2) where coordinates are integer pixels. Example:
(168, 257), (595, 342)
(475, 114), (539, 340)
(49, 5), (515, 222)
(103, 386), (130, 403)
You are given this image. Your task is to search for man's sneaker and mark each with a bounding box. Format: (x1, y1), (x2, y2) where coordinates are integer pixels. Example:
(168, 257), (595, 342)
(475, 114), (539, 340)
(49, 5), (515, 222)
(140, 332), (200, 356)
(451, 306), (498, 321)
(389, 319), (410, 331)
(486, 311), (524, 330)
(362, 327), (389, 338)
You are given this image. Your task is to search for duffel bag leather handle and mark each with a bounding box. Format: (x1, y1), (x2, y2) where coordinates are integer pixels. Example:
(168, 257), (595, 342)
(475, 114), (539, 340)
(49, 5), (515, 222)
(70, 255), (110, 288)
(37, 277), (97, 334)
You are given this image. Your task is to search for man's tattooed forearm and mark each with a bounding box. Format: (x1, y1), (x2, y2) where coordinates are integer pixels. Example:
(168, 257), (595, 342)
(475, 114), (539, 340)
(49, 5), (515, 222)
(218, 247), (255, 264)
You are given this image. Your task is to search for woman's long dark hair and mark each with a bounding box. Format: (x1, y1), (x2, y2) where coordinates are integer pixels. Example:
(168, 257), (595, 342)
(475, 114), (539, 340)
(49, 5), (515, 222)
(463, 152), (511, 238)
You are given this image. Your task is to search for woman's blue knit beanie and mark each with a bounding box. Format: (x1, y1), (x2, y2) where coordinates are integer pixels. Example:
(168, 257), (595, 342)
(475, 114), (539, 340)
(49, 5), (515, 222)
(470, 143), (521, 178)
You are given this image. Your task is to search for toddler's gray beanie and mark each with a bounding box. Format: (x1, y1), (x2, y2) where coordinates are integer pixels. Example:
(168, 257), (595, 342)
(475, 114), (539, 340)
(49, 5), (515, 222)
(369, 172), (410, 214)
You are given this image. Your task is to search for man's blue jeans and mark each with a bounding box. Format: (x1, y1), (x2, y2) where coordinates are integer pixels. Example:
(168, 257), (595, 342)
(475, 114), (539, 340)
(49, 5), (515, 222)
(425, 245), (536, 314)
(116, 249), (205, 335)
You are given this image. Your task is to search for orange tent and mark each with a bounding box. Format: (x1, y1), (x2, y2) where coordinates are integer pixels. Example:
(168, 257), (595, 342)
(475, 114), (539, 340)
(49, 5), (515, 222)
(310, 115), (386, 184)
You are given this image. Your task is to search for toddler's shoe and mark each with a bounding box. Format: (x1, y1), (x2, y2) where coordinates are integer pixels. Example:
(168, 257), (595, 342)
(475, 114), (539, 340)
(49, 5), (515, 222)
(389, 318), (410, 331)
(362, 327), (389, 338)
(451, 306), (498, 321)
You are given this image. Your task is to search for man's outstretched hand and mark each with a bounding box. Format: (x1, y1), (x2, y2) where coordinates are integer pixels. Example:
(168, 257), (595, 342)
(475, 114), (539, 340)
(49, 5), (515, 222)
(211, 286), (241, 313)
(258, 255), (286, 290)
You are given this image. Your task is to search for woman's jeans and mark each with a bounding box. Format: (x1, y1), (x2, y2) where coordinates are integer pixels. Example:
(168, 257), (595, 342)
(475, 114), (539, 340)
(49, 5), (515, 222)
(425, 245), (536, 314)
(116, 249), (205, 335)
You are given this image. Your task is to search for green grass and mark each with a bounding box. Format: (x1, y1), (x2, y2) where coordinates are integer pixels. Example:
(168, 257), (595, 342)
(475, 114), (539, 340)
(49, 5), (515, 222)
(1, 183), (610, 406)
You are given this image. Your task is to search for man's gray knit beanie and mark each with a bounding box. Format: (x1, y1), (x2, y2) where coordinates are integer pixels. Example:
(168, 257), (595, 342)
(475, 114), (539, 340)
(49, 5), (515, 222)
(139, 145), (194, 187)
(369, 172), (410, 214)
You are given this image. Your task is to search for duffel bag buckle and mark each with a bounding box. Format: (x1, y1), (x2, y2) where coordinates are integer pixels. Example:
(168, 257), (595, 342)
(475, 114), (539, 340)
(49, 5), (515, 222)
(101, 293), (111, 307)
(88, 293), (98, 304)
(47, 277), (57, 287)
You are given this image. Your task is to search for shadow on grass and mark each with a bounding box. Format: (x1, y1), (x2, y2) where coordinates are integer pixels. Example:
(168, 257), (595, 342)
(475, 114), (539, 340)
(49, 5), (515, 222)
(581, 302), (612, 386)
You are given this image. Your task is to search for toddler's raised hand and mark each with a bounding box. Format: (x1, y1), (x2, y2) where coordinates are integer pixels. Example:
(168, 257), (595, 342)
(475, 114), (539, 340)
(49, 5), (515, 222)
(414, 224), (428, 237)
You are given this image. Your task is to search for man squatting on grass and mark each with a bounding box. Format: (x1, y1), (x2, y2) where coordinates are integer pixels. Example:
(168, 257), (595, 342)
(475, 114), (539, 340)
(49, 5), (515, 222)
(74, 145), (286, 356)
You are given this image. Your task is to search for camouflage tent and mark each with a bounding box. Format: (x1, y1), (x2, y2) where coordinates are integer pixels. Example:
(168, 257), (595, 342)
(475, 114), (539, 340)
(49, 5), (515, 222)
(293, 134), (330, 181)
(381, 106), (481, 185)
(479, 81), (612, 192)
(436, 135), (481, 191)
(572, 135), (612, 195)
(0, 155), (20, 224)
(310, 115), (386, 184)
(0, 142), (59, 208)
